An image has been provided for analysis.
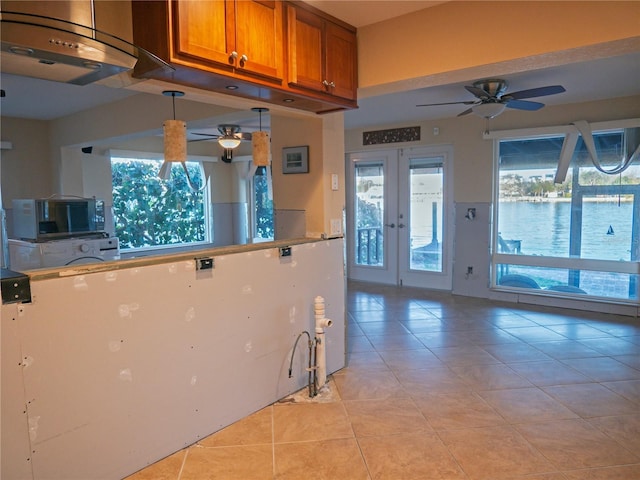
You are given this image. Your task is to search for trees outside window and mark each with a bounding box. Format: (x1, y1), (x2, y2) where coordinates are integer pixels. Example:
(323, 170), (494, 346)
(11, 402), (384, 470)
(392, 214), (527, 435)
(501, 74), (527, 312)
(111, 158), (207, 249)
(254, 166), (274, 240)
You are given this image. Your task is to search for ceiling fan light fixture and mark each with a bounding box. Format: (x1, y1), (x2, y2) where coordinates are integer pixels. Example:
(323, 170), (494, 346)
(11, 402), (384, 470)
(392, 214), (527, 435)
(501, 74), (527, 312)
(218, 136), (242, 149)
(472, 102), (506, 118)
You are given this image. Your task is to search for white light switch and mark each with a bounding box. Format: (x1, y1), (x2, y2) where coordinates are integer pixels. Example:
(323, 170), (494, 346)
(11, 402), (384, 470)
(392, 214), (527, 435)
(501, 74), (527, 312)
(330, 219), (342, 235)
(331, 174), (339, 191)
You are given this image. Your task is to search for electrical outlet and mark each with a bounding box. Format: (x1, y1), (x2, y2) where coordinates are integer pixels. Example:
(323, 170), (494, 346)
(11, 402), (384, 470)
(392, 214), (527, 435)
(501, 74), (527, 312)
(279, 246), (292, 257)
(195, 257), (214, 270)
(330, 219), (342, 235)
(467, 266), (473, 275)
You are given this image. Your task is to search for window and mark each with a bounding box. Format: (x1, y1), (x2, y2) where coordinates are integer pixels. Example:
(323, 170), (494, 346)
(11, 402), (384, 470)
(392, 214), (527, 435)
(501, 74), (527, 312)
(493, 122), (640, 302)
(252, 166), (274, 241)
(111, 156), (209, 250)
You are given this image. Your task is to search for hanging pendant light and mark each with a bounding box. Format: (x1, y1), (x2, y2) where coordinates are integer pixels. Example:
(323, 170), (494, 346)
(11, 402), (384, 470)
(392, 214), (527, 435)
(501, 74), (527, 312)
(251, 107), (270, 167)
(160, 90), (206, 192)
(161, 90), (186, 179)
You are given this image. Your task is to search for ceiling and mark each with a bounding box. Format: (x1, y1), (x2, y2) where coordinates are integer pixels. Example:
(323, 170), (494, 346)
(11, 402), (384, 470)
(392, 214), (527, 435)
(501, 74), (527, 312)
(1, 1), (639, 132)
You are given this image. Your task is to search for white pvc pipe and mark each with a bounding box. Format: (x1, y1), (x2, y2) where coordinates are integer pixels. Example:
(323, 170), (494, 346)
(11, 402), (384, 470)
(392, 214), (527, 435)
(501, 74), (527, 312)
(314, 296), (333, 389)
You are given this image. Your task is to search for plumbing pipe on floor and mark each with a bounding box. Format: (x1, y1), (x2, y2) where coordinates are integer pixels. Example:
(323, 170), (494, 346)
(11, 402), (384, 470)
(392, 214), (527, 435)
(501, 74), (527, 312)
(314, 296), (333, 389)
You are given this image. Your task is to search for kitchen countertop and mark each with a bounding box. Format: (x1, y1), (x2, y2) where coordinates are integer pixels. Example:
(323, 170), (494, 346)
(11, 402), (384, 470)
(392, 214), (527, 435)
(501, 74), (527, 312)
(22, 237), (333, 281)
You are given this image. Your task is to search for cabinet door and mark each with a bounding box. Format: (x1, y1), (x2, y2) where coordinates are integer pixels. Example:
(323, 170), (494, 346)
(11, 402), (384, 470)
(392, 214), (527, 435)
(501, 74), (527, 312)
(287, 4), (325, 93)
(325, 22), (357, 101)
(234, 0), (284, 81)
(173, 0), (235, 70)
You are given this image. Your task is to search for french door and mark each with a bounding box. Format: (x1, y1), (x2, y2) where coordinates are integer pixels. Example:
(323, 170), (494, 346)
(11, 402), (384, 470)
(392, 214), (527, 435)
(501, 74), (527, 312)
(346, 146), (453, 289)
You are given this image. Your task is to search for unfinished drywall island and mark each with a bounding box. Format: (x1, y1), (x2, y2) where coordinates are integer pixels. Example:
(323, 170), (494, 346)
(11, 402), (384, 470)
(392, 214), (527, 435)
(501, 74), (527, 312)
(1, 238), (346, 480)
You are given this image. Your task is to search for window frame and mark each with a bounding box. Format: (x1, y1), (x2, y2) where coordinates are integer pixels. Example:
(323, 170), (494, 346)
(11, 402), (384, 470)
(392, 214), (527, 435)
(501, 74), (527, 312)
(489, 118), (640, 304)
(109, 149), (213, 253)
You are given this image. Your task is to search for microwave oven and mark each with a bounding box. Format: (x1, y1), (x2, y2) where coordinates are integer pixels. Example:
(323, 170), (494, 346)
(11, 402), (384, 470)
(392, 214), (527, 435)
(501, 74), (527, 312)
(12, 198), (105, 241)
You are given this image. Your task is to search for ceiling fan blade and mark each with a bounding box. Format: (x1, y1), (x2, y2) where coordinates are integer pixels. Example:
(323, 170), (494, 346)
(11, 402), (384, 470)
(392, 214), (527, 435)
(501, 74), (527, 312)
(505, 85), (565, 100)
(416, 100), (476, 107)
(238, 132), (252, 140)
(191, 132), (219, 138)
(457, 108), (474, 117)
(465, 85), (491, 99)
(505, 99), (545, 111)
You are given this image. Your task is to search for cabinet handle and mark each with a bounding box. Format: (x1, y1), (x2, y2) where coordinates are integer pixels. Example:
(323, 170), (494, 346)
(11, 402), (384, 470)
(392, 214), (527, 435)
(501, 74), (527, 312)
(329, 81), (336, 88)
(240, 54), (248, 66)
(322, 80), (336, 88)
(229, 51), (238, 63)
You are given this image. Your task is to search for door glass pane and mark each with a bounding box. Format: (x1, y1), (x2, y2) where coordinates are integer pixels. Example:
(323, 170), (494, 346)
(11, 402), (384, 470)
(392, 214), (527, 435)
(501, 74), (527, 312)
(354, 162), (384, 266)
(409, 158), (443, 272)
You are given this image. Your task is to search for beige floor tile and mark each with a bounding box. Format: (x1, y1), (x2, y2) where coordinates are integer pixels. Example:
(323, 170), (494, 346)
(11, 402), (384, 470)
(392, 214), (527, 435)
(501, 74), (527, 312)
(274, 438), (369, 480)
(483, 342), (552, 363)
(198, 406), (272, 447)
(273, 401), (353, 443)
(414, 330), (477, 348)
(439, 425), (554, 480)
(395, 366), (471, 396)
(508, 360), (591, 386)
(124, 450), (186, 480)
(358, 432), (466, 480)
(479, 387), (578, 424)
(451, 363), (533, 390)
(430, 345), (501, 366)
(563, 464), (640, 479)
(344, 397), (431, 437)
(543, 383), (639, 418)
(180, 444), (273, 480)
(378, 348), (441, 371)
(343, 351), (390, 373)
(413, 391), (506, 430)
(359, 320), (410, 335)
(349, 335), (376, 352)
(601, 379), (640, 404)
(561, 357), (640, 382)
(516, 418), (640, 470)
(367, 333), (426, 351)
(333, 369), (407, 401)
(588, 414), (640, 455)
(501, 475), (566, 480)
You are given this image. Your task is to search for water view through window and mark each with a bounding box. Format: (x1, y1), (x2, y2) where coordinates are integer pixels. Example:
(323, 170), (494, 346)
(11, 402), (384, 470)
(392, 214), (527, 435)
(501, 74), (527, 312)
(495, 127), (639, 301)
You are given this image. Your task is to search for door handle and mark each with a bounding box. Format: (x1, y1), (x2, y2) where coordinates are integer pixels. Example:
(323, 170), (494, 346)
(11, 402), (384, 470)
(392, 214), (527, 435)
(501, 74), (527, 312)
(384, 223), (395, 228)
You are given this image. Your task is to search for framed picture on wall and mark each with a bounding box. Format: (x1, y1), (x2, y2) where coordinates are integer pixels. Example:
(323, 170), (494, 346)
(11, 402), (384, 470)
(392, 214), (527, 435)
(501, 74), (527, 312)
(282, 146), (309, 174)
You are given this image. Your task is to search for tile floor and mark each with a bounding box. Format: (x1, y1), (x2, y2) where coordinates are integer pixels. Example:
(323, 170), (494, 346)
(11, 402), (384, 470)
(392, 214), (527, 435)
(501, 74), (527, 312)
(127, 281), (640, 479)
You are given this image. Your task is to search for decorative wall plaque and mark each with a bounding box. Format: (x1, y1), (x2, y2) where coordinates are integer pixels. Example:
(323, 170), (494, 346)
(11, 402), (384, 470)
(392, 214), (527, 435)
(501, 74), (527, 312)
(363, 126), (420, 145)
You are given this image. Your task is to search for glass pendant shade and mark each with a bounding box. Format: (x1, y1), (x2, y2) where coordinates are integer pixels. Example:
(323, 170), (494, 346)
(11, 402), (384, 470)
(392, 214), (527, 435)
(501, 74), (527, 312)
(218, 136), (241, 149)
(163, 119), (187, 162)
(472, 102), (506, 118)
(252, 131), (270, 166)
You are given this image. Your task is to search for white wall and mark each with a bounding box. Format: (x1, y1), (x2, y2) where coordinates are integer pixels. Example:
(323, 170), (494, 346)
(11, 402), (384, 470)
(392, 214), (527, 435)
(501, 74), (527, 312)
(1, 239), (346, 480)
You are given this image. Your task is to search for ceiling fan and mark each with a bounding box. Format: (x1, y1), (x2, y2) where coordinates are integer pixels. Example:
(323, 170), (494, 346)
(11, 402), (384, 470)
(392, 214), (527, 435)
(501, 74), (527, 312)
(189, 125), (253, 163)
(416, 79), (566, 118)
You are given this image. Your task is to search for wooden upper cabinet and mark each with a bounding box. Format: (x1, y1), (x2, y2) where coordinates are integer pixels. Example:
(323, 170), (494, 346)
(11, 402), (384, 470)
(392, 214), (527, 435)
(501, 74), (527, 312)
(171, 0), (284, 81)
(132, 1), (357, 113)
(287, 3), (357, 101)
